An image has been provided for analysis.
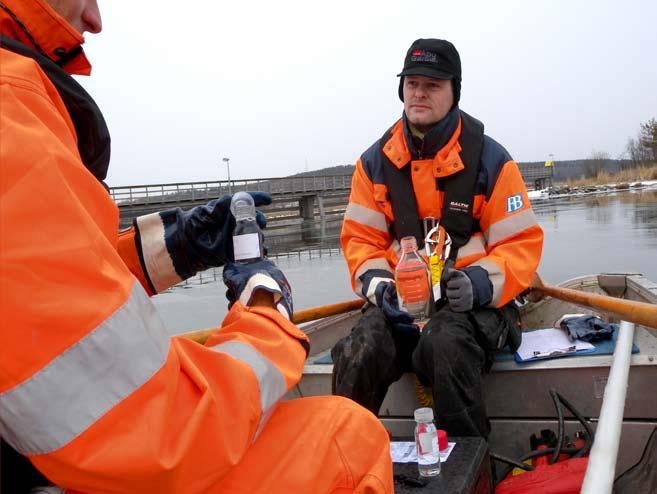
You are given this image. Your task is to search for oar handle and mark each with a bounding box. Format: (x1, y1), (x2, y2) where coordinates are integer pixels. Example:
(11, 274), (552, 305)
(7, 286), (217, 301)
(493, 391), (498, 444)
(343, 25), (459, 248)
(179, 298), (366, 345)
(534, 284), (657, 329)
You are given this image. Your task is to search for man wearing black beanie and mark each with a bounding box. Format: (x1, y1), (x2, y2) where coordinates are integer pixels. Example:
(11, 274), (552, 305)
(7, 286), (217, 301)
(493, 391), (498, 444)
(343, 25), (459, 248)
(333, 38), (544, 438)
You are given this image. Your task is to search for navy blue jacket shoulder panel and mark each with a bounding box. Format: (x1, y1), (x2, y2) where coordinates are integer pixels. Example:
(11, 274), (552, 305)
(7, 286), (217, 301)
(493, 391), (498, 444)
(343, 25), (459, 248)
(476, 134), (514, 200)
(360, 137), (387, 185)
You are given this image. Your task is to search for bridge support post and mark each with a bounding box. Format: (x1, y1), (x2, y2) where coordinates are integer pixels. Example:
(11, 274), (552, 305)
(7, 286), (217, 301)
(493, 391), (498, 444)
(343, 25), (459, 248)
(299, 195), (316, 220)
(299, 194), (317, 242)
(317, 195), (326, 240)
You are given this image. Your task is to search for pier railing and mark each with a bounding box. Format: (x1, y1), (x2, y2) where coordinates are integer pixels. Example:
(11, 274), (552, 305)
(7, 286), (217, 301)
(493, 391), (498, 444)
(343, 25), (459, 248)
(110, 175), (353, 206)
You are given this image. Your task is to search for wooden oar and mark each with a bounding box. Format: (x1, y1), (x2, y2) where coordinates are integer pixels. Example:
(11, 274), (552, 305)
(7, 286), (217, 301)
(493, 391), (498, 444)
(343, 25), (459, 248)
(179, 298), (366, 345)
(530, 273), (657, 329)
(180, 273), (657, 345)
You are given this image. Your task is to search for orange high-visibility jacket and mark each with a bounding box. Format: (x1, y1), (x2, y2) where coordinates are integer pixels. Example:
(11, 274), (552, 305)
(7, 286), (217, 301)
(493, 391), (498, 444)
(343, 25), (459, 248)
(341, 117), (544, 307)
(0, 1), (330, 492)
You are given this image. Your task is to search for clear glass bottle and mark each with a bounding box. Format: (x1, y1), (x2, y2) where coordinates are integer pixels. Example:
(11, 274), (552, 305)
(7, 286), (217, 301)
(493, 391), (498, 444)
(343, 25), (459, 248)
(395, 236), (431, 321)
(230, 192), (264, 263)
(414, 407), (441, 477)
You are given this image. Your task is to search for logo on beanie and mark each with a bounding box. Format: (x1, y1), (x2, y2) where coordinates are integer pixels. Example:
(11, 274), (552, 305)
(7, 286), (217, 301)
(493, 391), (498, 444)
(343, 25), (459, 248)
(411, 50), (438, 63)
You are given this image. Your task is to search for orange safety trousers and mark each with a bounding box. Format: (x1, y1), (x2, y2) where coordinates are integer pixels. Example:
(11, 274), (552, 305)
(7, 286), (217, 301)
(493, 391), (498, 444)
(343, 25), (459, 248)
(61, 397), (393, 494)
(217, 397), (392, 494)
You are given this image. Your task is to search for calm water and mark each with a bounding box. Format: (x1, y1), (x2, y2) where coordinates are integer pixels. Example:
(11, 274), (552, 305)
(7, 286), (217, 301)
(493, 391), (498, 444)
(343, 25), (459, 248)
(154, 188), (657, 335)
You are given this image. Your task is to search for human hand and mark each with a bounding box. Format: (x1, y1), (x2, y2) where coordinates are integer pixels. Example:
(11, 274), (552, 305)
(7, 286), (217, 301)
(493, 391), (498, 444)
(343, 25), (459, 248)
(378, 282), (419, 333)
(442, 267), (475, 312)
(148, 192), (271, 281)
(223, 259), (293, 319)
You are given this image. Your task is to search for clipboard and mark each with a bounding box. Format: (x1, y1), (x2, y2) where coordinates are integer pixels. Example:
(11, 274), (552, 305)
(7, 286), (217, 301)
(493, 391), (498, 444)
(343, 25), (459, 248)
(514, 328), (596, 363)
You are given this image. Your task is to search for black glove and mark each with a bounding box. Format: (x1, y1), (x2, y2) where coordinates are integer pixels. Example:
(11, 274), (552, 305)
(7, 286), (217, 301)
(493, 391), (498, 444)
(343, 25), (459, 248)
(377, 282), (419, 334)
(134, 192), (272, 291)
(442, 267), (475, 312)
(223, 259), (293, 319)
(442, 266), (493, 312)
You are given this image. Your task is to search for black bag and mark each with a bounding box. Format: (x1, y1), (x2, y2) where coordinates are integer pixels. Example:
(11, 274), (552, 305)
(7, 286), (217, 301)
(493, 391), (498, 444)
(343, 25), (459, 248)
(614, 427), (657, 493)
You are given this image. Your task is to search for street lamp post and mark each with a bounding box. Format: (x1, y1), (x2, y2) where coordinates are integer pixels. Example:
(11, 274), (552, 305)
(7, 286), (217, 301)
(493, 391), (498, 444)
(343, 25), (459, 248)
(222, 157), (232, 194)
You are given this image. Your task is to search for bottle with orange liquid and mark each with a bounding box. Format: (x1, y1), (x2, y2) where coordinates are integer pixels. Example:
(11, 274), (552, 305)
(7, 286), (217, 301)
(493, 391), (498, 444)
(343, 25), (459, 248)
(395, 236), (431, 322)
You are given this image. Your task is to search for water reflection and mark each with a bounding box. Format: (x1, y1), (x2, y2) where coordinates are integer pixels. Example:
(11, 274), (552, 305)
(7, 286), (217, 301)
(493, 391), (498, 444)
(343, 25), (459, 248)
(533, 189), (657, 283)
(276, 189), (657, 284)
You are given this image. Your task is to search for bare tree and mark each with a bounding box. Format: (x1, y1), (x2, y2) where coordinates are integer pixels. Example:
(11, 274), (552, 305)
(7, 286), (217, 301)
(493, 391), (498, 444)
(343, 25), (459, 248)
(583, 150), (611, 177)
(639, 118), (657, 161)
(625, 118), (656, 169)
(626, 138), (642, 168)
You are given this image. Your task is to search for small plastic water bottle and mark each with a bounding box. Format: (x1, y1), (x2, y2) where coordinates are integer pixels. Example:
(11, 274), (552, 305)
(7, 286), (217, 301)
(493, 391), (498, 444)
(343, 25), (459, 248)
(395, 236), (431, 321)
(230, 192), (264, 263)
(414, 407), (441, 477)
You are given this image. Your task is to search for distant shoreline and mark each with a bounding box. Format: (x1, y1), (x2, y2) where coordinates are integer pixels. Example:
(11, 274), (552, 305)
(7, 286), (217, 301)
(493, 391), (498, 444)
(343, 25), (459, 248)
(529, 180), (657, 201)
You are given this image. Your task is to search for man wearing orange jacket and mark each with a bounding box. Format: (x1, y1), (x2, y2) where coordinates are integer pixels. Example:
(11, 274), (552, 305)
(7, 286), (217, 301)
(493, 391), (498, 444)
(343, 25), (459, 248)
(332, 39), (544, 438)
(0, 1), (393, 492)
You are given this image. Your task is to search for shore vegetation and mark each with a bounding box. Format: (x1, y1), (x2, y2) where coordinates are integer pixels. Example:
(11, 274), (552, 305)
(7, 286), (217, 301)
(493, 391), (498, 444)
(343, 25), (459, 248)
(560, 163), (657, 187)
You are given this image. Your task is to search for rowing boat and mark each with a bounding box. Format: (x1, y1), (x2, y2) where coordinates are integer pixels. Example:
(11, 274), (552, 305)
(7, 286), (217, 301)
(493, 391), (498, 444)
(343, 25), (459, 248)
(289, 273), (657, 478)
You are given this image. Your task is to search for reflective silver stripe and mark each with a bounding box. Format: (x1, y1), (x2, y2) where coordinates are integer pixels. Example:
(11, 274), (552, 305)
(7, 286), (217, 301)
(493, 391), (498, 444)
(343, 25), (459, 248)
(0, 281), (169, 455)
(354, 258), (392, 281)
(136, 213), (182, 293)
(354, 258), (393, 301)
(456, 235), (486, 260)
(470, 258), (505, 307)
(344, 203), (388, 233)
(485, 209), (538, 247)
(210, 341), (287, 436)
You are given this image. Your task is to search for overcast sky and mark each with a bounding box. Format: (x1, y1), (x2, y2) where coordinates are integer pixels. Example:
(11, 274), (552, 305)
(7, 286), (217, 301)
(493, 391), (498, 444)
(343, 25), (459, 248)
(78, 0), (657, 187)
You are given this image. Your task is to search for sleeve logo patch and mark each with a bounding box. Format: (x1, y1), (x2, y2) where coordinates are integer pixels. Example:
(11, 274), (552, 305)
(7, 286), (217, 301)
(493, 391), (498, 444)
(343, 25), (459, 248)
(506, 194), (524, 213)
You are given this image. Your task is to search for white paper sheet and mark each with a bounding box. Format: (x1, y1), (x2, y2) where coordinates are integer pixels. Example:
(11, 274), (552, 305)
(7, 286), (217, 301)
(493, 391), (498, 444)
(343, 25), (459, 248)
(516, 327), (595, 361)
(390, 441), (456, 463)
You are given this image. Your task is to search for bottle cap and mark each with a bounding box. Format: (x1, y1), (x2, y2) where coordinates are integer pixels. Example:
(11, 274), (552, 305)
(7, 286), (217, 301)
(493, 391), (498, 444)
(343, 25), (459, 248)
(230, 191), (256, 221)
(414, 407), (434, 422)
(400, 236), (418, 253)
(437, 429), (448, 451)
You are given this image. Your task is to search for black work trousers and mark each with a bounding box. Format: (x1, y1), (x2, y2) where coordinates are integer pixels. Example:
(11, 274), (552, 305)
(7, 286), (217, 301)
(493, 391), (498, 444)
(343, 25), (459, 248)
(331, 303), (520, 438)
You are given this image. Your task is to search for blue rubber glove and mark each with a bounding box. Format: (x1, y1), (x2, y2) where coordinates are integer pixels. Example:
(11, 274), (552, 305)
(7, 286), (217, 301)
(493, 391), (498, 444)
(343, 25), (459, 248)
(145, 192), (272, 281)
(559, 315), (615, 342)
(223, 259), (293, 320)
(377, 282), (419, 334)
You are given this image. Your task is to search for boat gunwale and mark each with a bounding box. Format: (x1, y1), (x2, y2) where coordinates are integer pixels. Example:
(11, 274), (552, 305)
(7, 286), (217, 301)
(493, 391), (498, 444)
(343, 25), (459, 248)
(301, 273), (657, 374)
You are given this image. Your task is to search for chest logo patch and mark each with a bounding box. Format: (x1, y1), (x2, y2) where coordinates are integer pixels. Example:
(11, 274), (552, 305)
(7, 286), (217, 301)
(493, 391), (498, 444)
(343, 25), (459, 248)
(449, 201), (470, 214)
(506, 194), (524, 213)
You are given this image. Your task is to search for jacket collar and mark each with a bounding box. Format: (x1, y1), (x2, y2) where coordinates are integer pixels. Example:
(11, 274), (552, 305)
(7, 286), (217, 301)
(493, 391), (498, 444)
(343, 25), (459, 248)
(0, 0), (91, 75)
(402, 106), (460, 160)
(383, 108), (465, 178)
